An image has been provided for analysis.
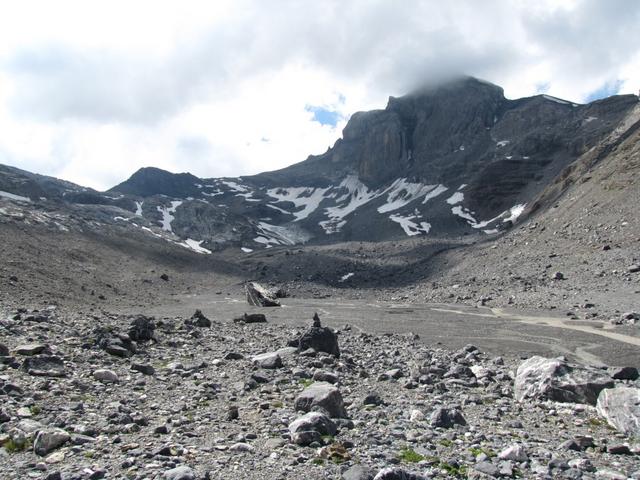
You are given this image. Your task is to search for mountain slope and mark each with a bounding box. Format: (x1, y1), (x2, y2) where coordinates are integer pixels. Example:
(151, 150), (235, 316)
(1, 77), (638, 255)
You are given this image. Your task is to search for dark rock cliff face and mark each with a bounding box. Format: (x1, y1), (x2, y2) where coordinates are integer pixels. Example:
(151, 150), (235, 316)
(255, 77), (636, 220)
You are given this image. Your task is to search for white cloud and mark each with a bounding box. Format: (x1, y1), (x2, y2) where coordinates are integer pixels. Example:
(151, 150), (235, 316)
(0, 0), (638, 190)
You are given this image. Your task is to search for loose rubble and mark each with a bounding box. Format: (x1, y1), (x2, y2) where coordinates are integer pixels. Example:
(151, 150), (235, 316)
(1, 309), (639, 480)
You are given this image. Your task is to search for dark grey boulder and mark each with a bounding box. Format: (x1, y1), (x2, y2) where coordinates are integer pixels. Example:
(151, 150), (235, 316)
(131, 363), (155, 375)
(14, 343), (50, 356)
(22, 355), (66, 377)
(610, 366), (639, 381)
(245, 282), (280, 307)
(289, 314), (340, 357)
(128, 315), (156, 342)
(185, 309), (211, 328)
(596, 387), (640, 437)
(294, 381), (347, 418)
(234, 313), (267, 323)
(514, 356), (614, 405)
(288, 411), (337, 446)
(33, 429), (70, 456)
(0, 343), (8, 357)
(252, 352), (283, 369)
(96, 329), (137, 358)
(429, 406), (466, 428)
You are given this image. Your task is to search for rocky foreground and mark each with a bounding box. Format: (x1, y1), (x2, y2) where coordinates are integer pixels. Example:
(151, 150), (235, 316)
(1, 306), (639, 480)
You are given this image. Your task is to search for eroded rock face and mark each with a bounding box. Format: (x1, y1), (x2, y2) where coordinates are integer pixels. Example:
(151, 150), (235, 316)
(288, 411), (337, 446)
(514, 356), (614, 405)
(596, 387), (640, 437)
(245, 282), (281, 307)
(294, 382), (347, 418)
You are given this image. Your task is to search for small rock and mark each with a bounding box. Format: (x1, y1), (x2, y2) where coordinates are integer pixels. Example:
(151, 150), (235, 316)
(295, 382), (347, 418)
(22, 355), (66, 377)
(498, 444), (528, 462)
(34, 429), (70, 456)
(373, 468), (427, 480)
(131, 363), (155, 375)
(229, 442), (255, 452)
(288, 411), (336, 446)
(163, 466), (195, 480)
(128, 315), (156, 342)
(93, 369), (119, 383)
(186, 309), (211, 328)
(343, 465), (375, 480)
(313, 371), (339, 384)
(14, 343), (49, 356)
(429, 406), (466, 428)
(607, 444), (632, 455)
(252, 352), (283, 369)
(234, 313), (268, 323)
(289, 314), (340, 357)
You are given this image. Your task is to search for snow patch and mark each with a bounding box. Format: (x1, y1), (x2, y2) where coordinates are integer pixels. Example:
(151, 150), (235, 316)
(496, 140), (510, 147)
(542, 94), (570, 105)
(157, 200), (183, 232)
(241, 247), (253, 253)
(377, 179), (441, 213)
(389, 211), (431, 236)
(451, 206), (477, 224)
(503, 204), (526, 223)
(220, 180), (249, 193)
(446, 192), (464, 205)
(267, 186), (330, 221)
(320, 176), (383, 233)
(339, 273), (354, 282)
(255, 222), (311, 246)
(135, 201), (143, 216)
(0, 191), (31, 202)
(422, 185), (448, 204)
(179, 238), (211, 254)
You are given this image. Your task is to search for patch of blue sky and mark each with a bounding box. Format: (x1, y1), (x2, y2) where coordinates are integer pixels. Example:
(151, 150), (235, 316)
(585, 80), (624, 102)
(305, 105), (342, 127)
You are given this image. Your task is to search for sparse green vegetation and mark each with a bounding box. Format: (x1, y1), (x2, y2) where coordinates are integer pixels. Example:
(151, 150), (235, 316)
(438, 438), (453, 447)
(398, 447), (425, 463)
(469, 446), (496, 458)
(299, 378), (314, 388)
(439, 461), (468, 478)
(29, 405), (42, 415)
(2, 438), (31, 453)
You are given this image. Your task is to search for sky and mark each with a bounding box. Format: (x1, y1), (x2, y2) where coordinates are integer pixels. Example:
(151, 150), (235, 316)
(0, 0), (638, 191)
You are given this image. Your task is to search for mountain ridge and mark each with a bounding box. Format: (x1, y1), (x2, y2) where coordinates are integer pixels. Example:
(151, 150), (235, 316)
(1, 76), (639, 253)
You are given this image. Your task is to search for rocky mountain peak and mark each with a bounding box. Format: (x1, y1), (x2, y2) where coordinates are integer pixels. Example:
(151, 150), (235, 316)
(110, 166), (201, 198)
